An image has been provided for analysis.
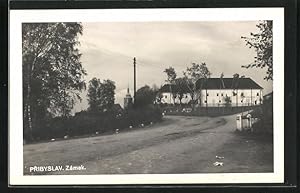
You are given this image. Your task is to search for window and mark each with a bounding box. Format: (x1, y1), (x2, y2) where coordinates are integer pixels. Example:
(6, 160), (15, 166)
(204, 100), (207, 103)
(254, 100), (257, 104)
(241, 92), (244, 97)
(221, 93), (223, 96)
(217, 93), (219, 96)
(241, 100), (243, 103)
(219, 100), (221, 103)
(165, 95), (167, 99)
(185, 95), (188, 98)
(206, 93), (209, 96)
(257, 93), (259, 96)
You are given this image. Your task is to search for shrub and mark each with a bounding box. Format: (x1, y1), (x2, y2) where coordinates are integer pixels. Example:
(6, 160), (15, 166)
(28, 105), (162, 142)
(251, 95), (273, 134)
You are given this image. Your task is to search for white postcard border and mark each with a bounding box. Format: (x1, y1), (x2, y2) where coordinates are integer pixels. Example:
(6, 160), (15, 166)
(9, 8), (284, 185)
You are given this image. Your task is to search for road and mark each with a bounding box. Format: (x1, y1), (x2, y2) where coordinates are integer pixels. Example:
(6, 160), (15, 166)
(24, 114), (273, 175)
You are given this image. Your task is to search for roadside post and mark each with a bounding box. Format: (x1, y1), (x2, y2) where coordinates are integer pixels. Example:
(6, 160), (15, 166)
(236, 114), (242, 131)
(236, 113), (253, 132)
(246, 113), (253, 132)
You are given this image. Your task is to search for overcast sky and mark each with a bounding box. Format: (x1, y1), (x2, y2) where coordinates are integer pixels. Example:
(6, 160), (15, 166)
(73, 21), (273, 112)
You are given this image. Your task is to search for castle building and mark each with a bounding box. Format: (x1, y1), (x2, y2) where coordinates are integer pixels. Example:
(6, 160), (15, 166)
(124, 87), (133, 109)
(159, 77), (263, 107)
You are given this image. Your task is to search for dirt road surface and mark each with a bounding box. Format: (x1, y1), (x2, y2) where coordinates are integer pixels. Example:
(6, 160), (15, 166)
(24, 114), (273, 175)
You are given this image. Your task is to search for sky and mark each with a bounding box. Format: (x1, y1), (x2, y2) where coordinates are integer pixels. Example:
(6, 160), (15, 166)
(73, 21), (273, 112)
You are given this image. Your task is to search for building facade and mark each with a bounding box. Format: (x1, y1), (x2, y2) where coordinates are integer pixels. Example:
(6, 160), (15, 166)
(159, 77), (263, 107)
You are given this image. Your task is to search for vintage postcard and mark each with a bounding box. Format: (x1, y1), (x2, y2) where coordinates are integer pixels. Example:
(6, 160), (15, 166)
(9, 8), (284, 185)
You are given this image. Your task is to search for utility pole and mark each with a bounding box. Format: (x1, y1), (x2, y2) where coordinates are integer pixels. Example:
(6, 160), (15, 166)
(133, 57), (136, 104)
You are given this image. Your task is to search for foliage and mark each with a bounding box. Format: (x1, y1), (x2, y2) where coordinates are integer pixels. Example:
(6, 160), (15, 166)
(163, 67), (177, 103)
(185, 63), (211, 81)
(231, 73), (240, 89)
(135, 85), (156, 107)
(87, 78), (100, 112)
(219, 72), (225, 88)
(174, 77), (189, 105)
(224, 96), (231, 107)
(30, 106), (163, 142)
(22, 22), (86, 141)
(251, 94), (273, 134)
(183, 62), (211, 105)
(125, 105), (162, 126)
(241, 21), (273, 80)
(87, 77), (116, 112)
(163, 67), (177, 83)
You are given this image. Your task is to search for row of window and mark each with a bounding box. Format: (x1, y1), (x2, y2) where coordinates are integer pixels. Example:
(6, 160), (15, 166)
(163, 93), (260, 99)
(204, 100), (259, 104)
(208, 93), (260, 97)
(164, 95), (189, 99)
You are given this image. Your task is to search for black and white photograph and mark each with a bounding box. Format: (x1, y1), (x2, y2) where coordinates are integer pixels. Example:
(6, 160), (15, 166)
(9, 8), (284, 185)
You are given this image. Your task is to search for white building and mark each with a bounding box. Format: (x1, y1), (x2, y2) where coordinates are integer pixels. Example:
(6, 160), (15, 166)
(159, 77), (263, 107)
(159, 84), (193, 105)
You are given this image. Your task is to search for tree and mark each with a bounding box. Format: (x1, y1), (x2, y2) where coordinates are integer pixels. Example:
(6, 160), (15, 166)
(87, 78), (101, 112)
(174, 77), (188, 105)
(231, 73), (246, 107)
(183, 62), (211, 107)
(87, 78), (116, 112)
(224, 96), (231, 107)
(99, 79), (116, 111)
(135, 85), (156, 108)
(231, 73), (240, 106)
(22, 23), (86, 140)
(163, 67), (177, 104)
(241, 21), (273, 80)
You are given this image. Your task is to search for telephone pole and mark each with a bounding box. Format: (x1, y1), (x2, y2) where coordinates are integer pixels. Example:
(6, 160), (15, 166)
(133, 57), (136, 104)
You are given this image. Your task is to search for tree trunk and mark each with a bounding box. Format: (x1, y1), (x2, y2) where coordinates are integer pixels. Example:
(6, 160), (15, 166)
(179, 96), (182, 106)
(191, 91), (195, 111)
(199, 90), (202, 107)
(236, 89), (238, 107)
(251, 88), (252, 106)
(205, 89), (208, 109)
(169, 84), (172, 105)
(26, 64), (33, 141)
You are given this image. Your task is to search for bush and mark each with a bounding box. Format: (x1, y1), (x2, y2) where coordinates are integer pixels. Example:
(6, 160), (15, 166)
(126, 105), (162, 126)
(28, 105), (162, 142)
(251, 95), (273, 134)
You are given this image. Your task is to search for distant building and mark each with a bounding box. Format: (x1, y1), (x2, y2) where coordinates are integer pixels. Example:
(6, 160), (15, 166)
(124, 87), (133, 109)
(159, 77), (263, 107)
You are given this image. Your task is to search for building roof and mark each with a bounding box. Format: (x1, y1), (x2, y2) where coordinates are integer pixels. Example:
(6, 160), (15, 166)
(196, 78), (263, 90)
(159, 84), (191, 93)
(159, 78), (263, 93)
